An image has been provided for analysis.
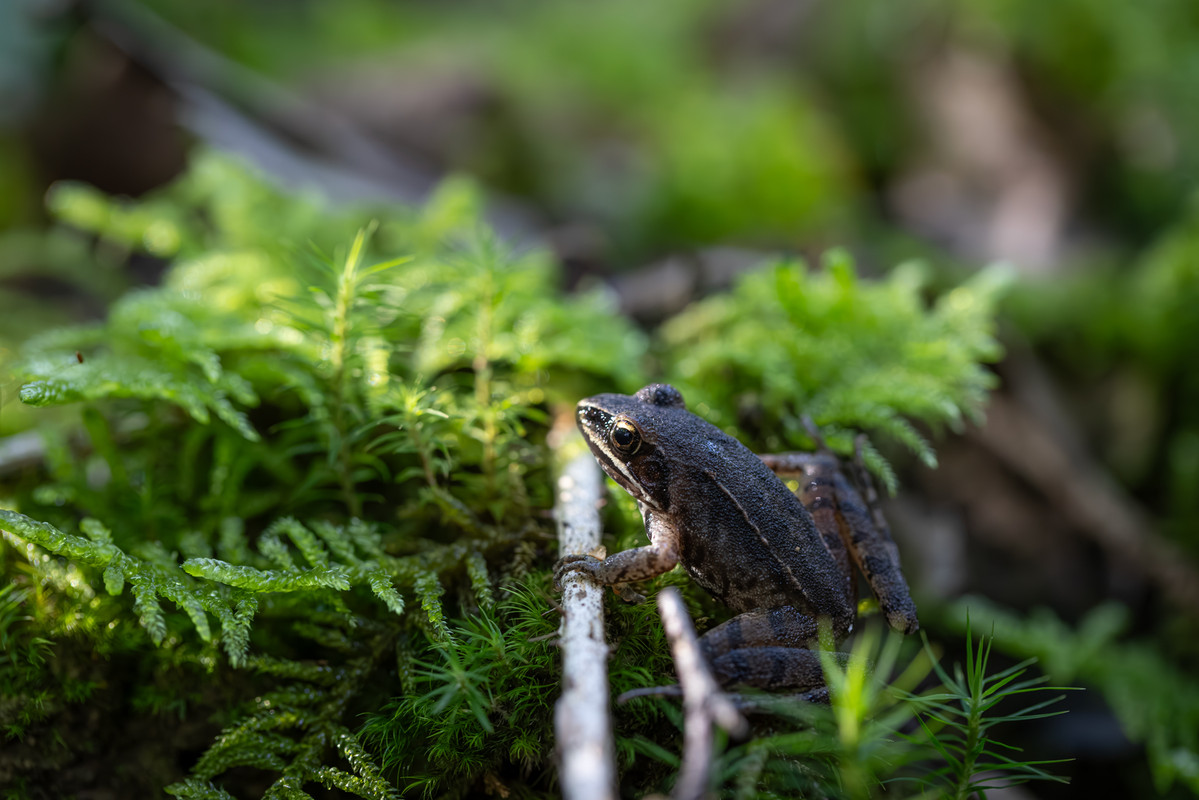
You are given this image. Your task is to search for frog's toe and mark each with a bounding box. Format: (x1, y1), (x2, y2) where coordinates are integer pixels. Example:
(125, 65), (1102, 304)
(883, 599), (920, 635)
(553, 554), (602, 590)
(613, 583), (646, 604)
(801, 686), (831, 705)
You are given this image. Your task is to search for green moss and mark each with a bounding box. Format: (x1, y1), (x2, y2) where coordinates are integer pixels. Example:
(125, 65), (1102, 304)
(658, 251), (1009, 493)
(0, 152), (1030, 798)
(1, 152), (641, 796)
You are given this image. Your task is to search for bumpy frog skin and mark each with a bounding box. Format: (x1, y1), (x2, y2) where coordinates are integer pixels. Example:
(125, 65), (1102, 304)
(556, 383), (918, 691)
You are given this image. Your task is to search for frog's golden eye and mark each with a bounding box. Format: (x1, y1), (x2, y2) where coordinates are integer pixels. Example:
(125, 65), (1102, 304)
(610, 419), (641, 455)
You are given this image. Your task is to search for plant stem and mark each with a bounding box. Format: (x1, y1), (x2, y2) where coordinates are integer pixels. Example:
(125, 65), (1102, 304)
(474, 289), (496, 501)
(409, 419), (439, 489)
(331, 230), (367, 519)
(953, 633), (986, 799)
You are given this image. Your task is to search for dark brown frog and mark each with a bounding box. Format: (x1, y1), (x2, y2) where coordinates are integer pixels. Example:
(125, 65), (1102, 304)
(556, 383), (918, 691)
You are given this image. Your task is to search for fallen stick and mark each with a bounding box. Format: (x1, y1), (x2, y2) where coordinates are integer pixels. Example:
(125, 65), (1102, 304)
(553, 446), (617, 800)
(976, 393), (1199, 616)
(657, 587), (748, 800)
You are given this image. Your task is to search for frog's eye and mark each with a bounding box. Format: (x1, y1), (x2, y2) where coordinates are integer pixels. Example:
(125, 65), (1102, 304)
(610, 419), (641, 455)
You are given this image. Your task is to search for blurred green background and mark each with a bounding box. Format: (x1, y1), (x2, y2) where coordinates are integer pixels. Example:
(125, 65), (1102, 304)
(3, 0), (1199, 797)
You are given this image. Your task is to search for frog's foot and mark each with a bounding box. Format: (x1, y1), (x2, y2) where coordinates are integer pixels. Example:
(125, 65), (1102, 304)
(553, 553), (602, 590)
(799, 686), (830, 705)
(724, 688), (831, 713)
(699, 609), (852, 691)
(616, 684), (683, 704)
(620, 682), (830, 711)
(613, 582), (647, 604)
(801, 414), (832, 453)
(709, 647), (854, 693)
(709, 646), (823, 691)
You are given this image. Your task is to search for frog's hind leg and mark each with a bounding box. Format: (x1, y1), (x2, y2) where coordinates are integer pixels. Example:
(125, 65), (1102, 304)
(758, 449), (919, 635)
(699, 606), (821, 653)
(806, 455), (919, 634)
(708, 646), (847, 692)
(699, 608), (849, 692)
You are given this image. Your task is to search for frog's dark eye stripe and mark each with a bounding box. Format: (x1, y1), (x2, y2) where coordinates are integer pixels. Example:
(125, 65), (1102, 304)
(610, 419), (641, 454)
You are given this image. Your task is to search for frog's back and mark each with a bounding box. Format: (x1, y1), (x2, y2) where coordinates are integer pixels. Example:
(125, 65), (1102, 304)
(666, 420), (853, 625)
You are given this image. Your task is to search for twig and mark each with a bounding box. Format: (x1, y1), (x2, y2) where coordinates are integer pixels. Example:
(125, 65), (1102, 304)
(657, 587), (749, 800)
(90, 3), (538, 236)
(975, 393), (1199, 616)
(0, 432), (45, 479)
(553, 443), (617, 800)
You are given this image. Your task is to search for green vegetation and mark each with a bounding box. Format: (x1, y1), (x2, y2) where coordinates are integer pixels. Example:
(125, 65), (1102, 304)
(3, 0), (1199, 796)
(1, 154), (1021, 797)
(704, 623), (1071, 800)
(939, 599), (1199, 794)
(661, 253), (1007, 494)
(1, 156), (643, 795)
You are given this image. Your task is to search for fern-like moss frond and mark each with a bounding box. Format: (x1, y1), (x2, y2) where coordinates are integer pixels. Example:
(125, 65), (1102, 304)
(0, 509), (256, 661)
(659, 253), (1009, 489)
(181, 559), (351, 592)
(2, 148), (1020, 798)
(16, 288), (279, 442)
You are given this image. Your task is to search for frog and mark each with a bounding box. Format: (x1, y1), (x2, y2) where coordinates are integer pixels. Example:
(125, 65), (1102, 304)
(555, 383), (918, 692)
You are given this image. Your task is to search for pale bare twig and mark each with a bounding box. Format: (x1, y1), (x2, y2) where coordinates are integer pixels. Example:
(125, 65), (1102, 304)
(657, 586), (749, 800)
(553, 439), (617, 800)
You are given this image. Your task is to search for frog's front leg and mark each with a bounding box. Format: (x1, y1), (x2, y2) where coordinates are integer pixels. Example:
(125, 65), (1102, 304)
(699, 607), (847, 692)
(554, 508), (680, 590)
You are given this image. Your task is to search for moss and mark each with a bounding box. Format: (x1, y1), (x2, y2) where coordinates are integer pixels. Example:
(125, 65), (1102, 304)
(0, 153), (1037, 798)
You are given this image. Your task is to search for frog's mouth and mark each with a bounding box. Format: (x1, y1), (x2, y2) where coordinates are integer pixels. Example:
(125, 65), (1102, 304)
(576, 403), (662, 511)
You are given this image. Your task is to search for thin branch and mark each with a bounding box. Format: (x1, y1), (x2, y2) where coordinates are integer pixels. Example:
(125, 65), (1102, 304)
(975, 393), (1199, 616)
(657, 586), (749, 800)
(90, 2), (539, 236)
(0, 432), (45, 478)
(553, 438), (617, 800)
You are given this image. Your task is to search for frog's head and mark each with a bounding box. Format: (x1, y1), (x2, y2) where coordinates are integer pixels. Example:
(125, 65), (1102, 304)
(576, 383), (687, 511)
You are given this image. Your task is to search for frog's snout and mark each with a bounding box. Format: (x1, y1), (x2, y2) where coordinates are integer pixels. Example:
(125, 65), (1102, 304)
(576, 403), (611, 435)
